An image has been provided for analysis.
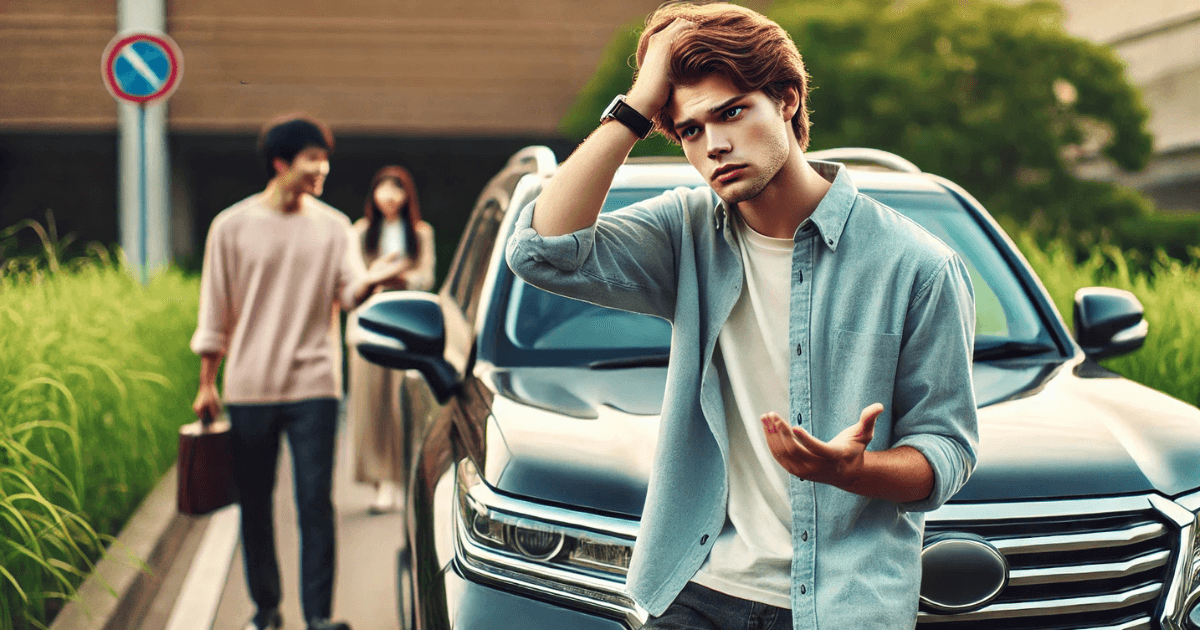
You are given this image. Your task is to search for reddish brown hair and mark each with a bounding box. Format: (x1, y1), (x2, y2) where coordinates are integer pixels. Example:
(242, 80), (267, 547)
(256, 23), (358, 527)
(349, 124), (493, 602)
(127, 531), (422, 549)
(363, 165), (423, 260)
(635, 2), (811, 149)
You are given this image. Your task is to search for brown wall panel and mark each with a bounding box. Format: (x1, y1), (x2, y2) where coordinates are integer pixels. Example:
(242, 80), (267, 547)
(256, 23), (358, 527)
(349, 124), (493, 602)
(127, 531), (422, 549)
(1, 0), (663, 134)
(0, 12), (119, 129)
(164, 4), (661, 134)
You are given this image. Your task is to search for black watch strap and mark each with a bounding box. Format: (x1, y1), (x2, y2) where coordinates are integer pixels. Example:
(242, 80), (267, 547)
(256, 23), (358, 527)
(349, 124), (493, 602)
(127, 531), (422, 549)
(601, 95), (653, 140)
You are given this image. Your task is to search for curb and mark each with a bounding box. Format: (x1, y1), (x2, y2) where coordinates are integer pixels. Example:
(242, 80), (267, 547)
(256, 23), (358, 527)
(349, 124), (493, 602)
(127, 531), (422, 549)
(50, 464), (204, 630)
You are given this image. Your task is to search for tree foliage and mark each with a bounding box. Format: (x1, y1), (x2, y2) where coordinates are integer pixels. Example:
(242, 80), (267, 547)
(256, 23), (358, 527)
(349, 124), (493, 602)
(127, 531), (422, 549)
(561, 0), (1155, 233)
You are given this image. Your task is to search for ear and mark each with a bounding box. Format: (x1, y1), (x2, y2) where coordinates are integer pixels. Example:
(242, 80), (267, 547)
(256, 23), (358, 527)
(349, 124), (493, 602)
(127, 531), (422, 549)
(272, 156), (291, 178)
(780, 85), (801, 122)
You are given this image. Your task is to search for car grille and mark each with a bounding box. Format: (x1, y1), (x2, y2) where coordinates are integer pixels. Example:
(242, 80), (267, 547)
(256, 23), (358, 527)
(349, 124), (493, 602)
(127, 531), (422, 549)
(918, 505), (1177, 630)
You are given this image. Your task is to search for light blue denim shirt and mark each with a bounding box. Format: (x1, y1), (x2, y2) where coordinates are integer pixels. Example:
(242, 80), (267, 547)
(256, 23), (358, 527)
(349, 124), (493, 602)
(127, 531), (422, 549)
(505, 161), (978, 629)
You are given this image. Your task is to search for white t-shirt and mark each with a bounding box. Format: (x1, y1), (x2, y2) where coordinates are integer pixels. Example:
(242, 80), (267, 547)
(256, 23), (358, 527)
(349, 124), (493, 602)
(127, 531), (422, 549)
(692, 212), (802, 609)
(380, 219), (408, 257)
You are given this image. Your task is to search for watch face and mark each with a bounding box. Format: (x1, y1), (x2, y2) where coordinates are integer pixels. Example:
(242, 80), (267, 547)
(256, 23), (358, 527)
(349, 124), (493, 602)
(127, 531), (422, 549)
(603, 95), (626, 119)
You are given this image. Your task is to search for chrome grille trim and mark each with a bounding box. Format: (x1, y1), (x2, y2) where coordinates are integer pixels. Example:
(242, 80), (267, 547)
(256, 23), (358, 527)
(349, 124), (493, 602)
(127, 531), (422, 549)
(1007, 549), (1171, 586)
(920, 494), (1183, 628)
(917, 582), (1161, 623)
(991, 522), (1166, 555)
(927, 496), (1157, 523)
(1075, 618), (1152, 630)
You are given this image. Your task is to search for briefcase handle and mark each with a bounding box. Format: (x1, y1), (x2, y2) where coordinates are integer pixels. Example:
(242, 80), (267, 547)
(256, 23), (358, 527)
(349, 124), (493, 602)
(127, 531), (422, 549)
(180, 411), (230, 436)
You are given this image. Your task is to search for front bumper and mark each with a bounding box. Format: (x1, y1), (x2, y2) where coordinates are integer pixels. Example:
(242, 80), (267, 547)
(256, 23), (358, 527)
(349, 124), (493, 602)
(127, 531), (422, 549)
(439, 561), (636, 630)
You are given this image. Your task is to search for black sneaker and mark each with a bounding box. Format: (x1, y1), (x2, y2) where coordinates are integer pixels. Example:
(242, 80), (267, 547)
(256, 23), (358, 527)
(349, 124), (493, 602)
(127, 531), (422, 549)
(244, 608), (282, 630)
(306, 619), (351, 630)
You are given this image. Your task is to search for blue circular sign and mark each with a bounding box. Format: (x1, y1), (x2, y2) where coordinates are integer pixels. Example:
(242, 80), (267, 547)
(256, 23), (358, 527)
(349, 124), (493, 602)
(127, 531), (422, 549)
(102, 32), (183, 104)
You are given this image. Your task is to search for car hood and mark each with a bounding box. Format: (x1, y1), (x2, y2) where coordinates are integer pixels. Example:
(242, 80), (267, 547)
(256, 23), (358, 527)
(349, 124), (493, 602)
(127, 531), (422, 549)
(478, 360), (1200, 518)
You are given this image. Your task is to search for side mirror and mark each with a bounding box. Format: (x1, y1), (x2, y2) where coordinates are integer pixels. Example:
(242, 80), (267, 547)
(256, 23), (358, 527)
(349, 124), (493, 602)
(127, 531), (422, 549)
(354, 291), (460, 403)
(1073, 287), (1147, 360)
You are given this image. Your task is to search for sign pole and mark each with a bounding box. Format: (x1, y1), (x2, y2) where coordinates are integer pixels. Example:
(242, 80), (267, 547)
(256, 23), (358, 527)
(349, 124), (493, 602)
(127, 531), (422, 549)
(101, 31), (183, 285)
(138, 103), (149, 285)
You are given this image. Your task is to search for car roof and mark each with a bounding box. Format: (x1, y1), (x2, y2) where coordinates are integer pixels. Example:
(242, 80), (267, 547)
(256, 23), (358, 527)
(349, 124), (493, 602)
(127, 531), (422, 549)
(611, 157), (948, 195)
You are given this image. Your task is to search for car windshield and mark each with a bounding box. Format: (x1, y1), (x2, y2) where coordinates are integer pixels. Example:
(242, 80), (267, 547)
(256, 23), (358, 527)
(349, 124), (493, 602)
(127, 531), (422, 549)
(494, 184), (1054, 367)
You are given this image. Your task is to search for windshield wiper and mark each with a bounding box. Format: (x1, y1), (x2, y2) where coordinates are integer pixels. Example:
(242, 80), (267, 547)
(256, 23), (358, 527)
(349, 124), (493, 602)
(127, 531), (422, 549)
(587, 353), (670, 370)
(973, 340), (1057, 361)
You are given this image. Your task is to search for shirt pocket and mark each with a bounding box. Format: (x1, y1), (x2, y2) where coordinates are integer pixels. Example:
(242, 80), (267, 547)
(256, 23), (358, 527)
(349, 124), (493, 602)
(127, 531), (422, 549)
(830, 329), (903, 438)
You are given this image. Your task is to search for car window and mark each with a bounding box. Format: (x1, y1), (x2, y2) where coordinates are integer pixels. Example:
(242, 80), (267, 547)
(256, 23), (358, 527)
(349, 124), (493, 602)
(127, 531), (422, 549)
(492, 184), (1052, 367)
(451, 199), (504, 321)
(865, 190), (1043, 344)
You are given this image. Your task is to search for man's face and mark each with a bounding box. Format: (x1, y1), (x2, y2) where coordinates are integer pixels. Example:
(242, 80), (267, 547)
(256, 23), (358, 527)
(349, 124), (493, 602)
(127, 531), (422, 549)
(275, 146), (330, 197)
(667, 74), (796, 205)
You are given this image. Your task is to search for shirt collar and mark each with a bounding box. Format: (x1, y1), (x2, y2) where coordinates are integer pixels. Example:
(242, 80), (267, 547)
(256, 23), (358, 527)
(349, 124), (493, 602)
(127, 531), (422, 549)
(806, 160), (855, 252)
(713, 159), (856, 253)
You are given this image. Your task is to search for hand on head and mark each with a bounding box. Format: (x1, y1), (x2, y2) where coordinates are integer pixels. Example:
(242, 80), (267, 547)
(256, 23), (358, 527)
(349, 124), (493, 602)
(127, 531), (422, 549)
(628, 18), (697, 118)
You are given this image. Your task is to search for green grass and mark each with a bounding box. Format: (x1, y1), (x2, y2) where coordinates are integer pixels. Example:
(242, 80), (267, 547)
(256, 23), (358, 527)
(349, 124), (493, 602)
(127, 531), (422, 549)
(0, 219), (199, 629)
(1015, 232), (1200, 409)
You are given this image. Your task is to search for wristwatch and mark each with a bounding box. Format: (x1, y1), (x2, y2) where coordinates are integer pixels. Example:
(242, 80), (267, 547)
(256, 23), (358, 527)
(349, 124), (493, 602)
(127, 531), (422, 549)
(601, 94), (653, 140)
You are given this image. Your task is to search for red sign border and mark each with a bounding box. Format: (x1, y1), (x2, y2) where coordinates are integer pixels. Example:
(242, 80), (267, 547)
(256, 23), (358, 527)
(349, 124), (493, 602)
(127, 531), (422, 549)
(102, 32), (183, 105)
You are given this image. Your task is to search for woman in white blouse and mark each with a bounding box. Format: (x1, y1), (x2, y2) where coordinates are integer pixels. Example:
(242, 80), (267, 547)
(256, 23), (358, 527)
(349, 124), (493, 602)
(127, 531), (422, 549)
(347, 165), (435, 513)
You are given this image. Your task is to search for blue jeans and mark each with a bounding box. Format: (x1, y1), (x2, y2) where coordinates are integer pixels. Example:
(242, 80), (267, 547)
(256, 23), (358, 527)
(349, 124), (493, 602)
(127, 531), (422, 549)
(227, 398), (340, 624)
(642, 582), (793, 630)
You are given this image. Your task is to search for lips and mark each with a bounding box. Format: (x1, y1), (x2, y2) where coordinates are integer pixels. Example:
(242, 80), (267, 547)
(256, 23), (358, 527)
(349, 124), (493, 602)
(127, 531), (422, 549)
(712, 164), (746, 184)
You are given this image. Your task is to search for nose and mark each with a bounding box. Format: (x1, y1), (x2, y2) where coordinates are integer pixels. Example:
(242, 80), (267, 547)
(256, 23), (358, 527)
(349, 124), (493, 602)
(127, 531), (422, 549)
(318, 160), (330, 177)
(706, 128), (731, 159)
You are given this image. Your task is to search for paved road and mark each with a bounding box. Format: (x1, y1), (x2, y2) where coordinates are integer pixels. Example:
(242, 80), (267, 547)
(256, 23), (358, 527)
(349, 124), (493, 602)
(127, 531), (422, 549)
(138, 410), (408, 630)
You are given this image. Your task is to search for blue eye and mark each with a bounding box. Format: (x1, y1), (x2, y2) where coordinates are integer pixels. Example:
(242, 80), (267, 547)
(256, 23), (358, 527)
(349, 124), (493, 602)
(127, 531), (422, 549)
(680, 126), (700, 140)
(724, 106), (744, 119)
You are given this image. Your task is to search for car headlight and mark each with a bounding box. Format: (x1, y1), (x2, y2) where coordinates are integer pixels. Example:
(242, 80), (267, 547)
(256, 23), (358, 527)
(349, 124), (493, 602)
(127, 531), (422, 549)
(1185, 510), (1200, 629)
(1170, 492), (1200, 629)
(453, 458), (645, 622)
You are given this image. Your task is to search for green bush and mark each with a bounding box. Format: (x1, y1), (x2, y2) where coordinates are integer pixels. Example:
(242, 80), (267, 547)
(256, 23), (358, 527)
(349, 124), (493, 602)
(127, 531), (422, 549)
(0, 228), (199, 629)
(1015, 232), (1200, 408)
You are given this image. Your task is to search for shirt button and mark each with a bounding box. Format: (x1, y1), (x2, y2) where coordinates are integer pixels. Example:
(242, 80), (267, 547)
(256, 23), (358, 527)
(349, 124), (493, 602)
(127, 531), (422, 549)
(796, 343), (802, 356)
(801, 531), (808, 542)
(827, 238), (834, 246)
(700, 535), (709, 545)
(800, 584), (807, 595)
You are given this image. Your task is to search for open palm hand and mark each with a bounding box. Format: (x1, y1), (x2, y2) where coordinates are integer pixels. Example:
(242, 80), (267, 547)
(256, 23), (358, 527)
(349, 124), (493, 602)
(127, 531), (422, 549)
(760, 403), (884, 486)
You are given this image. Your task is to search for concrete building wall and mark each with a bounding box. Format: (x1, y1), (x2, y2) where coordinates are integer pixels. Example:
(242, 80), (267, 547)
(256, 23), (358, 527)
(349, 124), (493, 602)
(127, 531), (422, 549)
(1056, 0), (1200, 212)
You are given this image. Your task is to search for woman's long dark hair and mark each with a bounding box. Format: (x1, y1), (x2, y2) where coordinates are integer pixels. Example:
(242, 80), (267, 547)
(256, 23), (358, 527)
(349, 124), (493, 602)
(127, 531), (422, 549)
(363, 165), (422, 259)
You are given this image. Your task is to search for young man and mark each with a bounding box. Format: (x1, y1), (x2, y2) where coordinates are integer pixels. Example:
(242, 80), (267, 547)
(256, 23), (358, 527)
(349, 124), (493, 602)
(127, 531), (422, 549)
(190, 114), (407, 630)
(506, 4), (978, 629)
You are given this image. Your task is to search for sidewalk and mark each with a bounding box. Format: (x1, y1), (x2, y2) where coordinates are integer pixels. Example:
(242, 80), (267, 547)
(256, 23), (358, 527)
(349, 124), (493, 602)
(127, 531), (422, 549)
(136, 411), (407, 630)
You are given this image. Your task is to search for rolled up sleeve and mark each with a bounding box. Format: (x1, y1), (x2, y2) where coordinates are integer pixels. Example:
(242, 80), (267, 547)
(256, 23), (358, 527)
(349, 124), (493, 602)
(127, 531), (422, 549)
(893, 254), (979, 513)
(337, 221), (370, 310)
(190, 220), (232, 355)
(505, 198), (597, 273)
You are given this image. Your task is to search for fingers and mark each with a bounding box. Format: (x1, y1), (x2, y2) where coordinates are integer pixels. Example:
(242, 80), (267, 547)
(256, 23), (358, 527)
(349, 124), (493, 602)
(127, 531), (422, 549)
(857, 403), (883, 443)
(760, 412), (816, 472)
(790, 422), (844, 460)
(632, 19), (697, 114)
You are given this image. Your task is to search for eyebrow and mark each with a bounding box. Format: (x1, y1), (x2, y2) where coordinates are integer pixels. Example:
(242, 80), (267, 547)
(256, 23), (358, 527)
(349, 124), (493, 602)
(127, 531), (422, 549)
(673, 94), (747, 132)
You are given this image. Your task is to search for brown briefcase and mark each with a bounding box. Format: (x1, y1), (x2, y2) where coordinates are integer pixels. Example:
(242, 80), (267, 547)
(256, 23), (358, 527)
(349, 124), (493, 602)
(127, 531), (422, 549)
(177, 414), (235, 515)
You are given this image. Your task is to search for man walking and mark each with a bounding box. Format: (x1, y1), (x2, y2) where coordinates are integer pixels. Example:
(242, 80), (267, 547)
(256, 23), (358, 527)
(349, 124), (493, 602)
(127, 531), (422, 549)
(190, 114), (404, 630)
(506, 3), (978, 628)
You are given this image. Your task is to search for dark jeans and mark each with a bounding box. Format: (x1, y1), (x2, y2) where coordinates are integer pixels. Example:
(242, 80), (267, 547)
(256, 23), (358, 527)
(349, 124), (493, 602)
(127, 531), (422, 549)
(642, 582), (793, 630)
(227, 398), (340, 624)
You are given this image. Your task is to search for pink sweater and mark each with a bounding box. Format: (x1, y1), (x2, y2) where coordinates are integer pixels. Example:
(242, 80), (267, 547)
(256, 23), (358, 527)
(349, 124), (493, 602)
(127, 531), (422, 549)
(190, 194), (367, 404)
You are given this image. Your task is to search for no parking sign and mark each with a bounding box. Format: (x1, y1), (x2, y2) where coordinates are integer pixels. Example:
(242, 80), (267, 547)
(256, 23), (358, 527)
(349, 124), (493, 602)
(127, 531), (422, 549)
(101, 32), (183, 105)
(101, 31), (183, 283)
